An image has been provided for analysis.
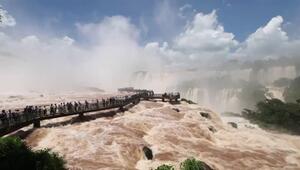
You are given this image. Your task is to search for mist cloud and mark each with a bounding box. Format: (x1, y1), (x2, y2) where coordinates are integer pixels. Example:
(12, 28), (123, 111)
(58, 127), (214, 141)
(0, 4), (300, 94)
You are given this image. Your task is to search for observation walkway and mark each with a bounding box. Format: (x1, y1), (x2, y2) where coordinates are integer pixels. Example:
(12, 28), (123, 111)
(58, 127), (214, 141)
(0, 88), (180, 136)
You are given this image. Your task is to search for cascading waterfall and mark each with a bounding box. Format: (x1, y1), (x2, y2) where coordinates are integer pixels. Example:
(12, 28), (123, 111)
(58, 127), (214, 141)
(182, 87), (241, 113)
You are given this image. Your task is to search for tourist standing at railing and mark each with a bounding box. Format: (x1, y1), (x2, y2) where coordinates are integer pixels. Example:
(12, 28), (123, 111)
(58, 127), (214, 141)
(74, 102), (78, 112)
(102, 99), (105, 107)
(42, 106), (46, 116)
(50, 104), (54, 115)
(1, 110), (8, 127)
(84, 100), (89, 111)
(38, 106), (42, 117)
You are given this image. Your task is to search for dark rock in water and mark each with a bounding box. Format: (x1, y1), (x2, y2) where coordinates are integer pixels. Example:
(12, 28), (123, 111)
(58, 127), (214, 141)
(208, 126), (217, 133)
(201, 161), (214, 170)
(143, 146), (153, 160)
(181, 98), (197, 104)
(172, 108), (180, 112)
(228, 122), (238, 128)
(200, 112), (211, 119)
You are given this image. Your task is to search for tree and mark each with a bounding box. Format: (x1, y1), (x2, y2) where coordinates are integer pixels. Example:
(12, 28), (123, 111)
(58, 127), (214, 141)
(0, 137), (66, 170)
(242, 99), (300, 134)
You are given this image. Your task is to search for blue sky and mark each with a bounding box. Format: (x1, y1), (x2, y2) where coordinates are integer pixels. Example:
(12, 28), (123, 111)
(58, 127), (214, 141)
(2, 0), (300, 43)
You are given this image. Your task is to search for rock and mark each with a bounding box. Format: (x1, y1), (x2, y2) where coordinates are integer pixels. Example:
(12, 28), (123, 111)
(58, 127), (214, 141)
(200, 112), (211, 119)
(172, 108), (180, 112)
(201, 162), (214, 170)
(143, 146), (153, 160)
(181, 98), (197, 104)
(228, 122), (238, 128)
(245, 124), (255, 129)
(208, 126), (217, 133)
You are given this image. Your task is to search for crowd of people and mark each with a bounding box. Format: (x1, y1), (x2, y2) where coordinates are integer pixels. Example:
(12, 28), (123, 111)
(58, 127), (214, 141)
(0, 90), (155, 129)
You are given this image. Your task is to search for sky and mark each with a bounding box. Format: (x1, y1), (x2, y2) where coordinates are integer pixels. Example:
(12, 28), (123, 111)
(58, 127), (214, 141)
(2, 0), (300, 42)
(0, 0), (300, 92)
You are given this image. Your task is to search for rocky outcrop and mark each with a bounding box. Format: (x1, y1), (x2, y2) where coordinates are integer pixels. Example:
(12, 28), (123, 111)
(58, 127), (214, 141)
(172, 108), (180, 112)
(208, 126), (217, 133)
(228, 122), (238, 128)
(143, 146), (153, 160)
(200, 112), (211, 119)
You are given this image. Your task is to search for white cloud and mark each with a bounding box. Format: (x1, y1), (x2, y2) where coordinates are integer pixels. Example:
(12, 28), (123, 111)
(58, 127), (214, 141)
(235, 16), (300, 60)
(0, 14), (166, 92)
(174, 10), (238, 59)
(145, 10), (238, 68)
(0, 6), (16, 27)
(178, 4), (193, 19)
(1, 4), (300, 94)
(76, 16), (139, 45)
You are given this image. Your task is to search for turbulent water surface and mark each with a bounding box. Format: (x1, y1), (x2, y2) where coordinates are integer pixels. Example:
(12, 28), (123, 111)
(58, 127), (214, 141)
(14, 97), (299, 170)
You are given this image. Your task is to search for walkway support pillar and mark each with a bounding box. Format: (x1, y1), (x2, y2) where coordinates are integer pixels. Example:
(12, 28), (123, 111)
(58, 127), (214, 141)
(119, 106), (124, 112)
(33, 120), (41, 128)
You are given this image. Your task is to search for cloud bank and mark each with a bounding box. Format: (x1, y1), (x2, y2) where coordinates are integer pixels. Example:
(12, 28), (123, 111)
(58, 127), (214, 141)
(0, 5), (300, 94)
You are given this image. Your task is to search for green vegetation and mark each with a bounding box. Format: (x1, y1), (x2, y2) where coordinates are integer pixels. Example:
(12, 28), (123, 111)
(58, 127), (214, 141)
(0, 137), (66, 170)
(242, 99), (300, 134)
(155, 164), (175, 170)
(283, 76), (300, 102)
(180, 158), (212, 170)
(155, 158), (212, 170)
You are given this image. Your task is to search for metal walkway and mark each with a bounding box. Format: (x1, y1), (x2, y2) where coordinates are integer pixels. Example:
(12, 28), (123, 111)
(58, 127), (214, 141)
(0, 89), (180, 136)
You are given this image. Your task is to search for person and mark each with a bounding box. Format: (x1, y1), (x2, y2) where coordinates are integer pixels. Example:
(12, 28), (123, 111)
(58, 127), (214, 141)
(74, 102), (79, 112)
(7, 110), (13, 125)
(12, 110), (19, 123)
(96, 99), (100, 109)
(102, 99), (105, 107)
(1, 110), (8, 126)
(38, 106), (42, 117)
(50, 104), (54, 115)
(34, 106), (38, 117)
(54, 104), (58, 114)
(78, 101), (82, 112)
(85, 100), (89, 110)
(43, 106), (47, 116)
(62, 103), (66, 113)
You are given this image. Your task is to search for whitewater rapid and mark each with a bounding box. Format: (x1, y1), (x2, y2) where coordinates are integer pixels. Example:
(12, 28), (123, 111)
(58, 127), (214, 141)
(20, 99), (300, 170)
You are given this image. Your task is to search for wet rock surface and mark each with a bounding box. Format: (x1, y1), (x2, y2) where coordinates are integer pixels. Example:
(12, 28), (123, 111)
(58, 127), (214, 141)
(143, 146), (153, 160)
(200, 112), (211, 119)
(228, 122), (238, 128)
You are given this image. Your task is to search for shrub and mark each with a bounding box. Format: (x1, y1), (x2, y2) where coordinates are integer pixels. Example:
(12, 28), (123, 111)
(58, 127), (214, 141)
(155, 164), (175, 170)
(242, 99), (300, 134)
(0, 137), (66, 170)
(180, 158), (212, 170)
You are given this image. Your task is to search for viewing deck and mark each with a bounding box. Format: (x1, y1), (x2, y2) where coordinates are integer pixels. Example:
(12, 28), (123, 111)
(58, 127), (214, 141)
(0, 89), (180, 137)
